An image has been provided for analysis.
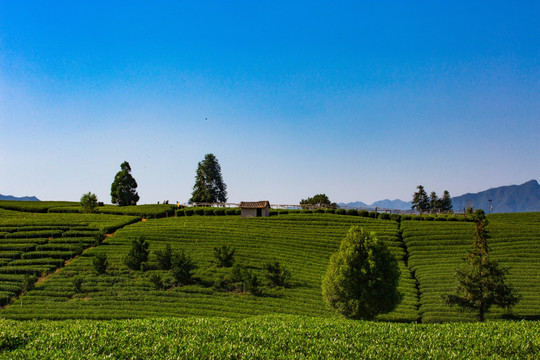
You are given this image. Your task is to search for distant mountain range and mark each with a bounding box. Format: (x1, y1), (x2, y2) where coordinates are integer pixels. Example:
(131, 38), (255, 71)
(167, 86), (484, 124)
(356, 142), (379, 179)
(0, 194), (40, 201)
(339, 180), (540, 213)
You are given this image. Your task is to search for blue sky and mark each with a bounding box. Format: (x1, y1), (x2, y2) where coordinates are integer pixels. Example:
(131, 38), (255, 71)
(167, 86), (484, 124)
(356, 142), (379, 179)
(1, 1), (538, 205)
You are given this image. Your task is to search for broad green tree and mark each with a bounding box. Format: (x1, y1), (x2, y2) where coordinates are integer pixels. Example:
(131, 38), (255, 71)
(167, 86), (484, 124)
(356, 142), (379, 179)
(443, 210), (520, 321)
(190, 154), (227, 203)
(111, 161), (139, 206)
(322, 226), (401, 320)
(300, 194), (337, 209)
(412, 185), (429, 213)
(80, 192), (98, 213)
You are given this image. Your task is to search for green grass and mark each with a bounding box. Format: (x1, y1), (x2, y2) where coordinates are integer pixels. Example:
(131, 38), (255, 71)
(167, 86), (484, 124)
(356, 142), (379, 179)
(1, 316), (539, 359)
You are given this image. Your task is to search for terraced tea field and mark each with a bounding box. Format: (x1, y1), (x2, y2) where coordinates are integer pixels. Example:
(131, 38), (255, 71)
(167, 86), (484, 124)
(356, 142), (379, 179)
(1, 214), (418, 321)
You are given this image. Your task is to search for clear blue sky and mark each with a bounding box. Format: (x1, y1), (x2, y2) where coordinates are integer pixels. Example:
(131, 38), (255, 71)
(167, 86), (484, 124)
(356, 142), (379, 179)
(1, 1), (538, 205)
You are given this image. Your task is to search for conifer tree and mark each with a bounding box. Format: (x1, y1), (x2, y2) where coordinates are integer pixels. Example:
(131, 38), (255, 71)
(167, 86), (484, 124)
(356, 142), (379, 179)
(190, 154), (227, 203)
(444, 210), (520, 321)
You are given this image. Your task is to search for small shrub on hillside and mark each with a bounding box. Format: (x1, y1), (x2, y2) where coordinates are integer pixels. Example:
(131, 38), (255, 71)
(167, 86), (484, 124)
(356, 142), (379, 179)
(204, 209), (214, 216)
(214, 245), (236, 268)
(149, 273), (165, 290)
(425, 216), (435, 221)
(346, 209), (358, 216)
(154, 244), (173, 270)
(278, 210), (289, 215)
(401, 215), (412, 221)
(92, 253), (108, 274)
(80, 192), (98, 213)
(368, 211), (377, 218)
(171, 250), (197, 285)
(184, 209), (194, 216)
(72, 276), (84, 294)
(176, 209), (185, 217)
(434, 216), (447, 221)
(314, 209), (325, 214)
(225, 209), (237, 215)
(23, 274), (36, 292)
(390, 214), (401, 222)
(270, 210), (279, 216)
(228, 264), (262, 296)
(335, 209), (346, 215)
(303, 210), (313, 214)
(325, 209), (335, 214)
(124, 236), (149, 271)
(194, 209), (204, 216)
(265, 261), (291, 288)
(359, 210), (369, 217)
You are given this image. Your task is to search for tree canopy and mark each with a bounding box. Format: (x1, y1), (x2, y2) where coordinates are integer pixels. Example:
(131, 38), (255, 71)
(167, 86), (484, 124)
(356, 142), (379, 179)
(190, 154), (227, 203)
(443, 210), (520, 321)
(111, 161), (139, 206)
(412, 186), (452, 213)
(300, 194), (337, 209)
(322, 226), (401, 320)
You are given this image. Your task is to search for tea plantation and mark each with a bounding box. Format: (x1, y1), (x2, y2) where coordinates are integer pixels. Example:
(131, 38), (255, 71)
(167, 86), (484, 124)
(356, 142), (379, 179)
(0, 202), (539, 358)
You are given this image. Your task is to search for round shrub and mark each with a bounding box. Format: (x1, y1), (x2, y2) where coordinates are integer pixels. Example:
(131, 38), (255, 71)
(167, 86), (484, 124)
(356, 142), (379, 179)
(325, 209), (336, 214)
(378, 213), (390, 220)
(214, 208), (226, 216)
(369, 211), (377, 218)
(390, 214), (401, 222)
(346, 209), (358, 216)
(303, 210), (313, 214)
(434, 216), (447, 221)
(335, 209), (346, 215)
(412, 215), (423, 221)
(425, 216), (435, 221)
(269, 210), (279, 216)
(278, 210), (289, 215)
(184, 209), (194, 216)
(359, 210), (369, 217)
(225, 209), (237, 215)
(314, 209), (325, 214)
(194, 209), (204, 216)
(401, 215), (412, 221)
(175, 209), (185, 217)
(204, 209), (214, 216)
(235, 209), (241, 215)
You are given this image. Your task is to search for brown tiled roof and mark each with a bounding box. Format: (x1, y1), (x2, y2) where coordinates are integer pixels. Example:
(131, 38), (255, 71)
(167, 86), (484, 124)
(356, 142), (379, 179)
(239, 201), (271, 209)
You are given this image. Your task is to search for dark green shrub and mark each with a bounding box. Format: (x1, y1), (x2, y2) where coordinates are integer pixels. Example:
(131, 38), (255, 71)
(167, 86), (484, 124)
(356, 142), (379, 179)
(434, 216), (447, 221)
(368, 211), (377, 218)
(314, 209), (325, 214)
(269, 210), (279, 216)
(149, 273), (165, 290)
(171, 250), (197, 285)
(325, 209), (335, 214)
(214, 208), (226, 216)
(184, 209), (194, 216)
(346, 209), (358, 216)
(378, 213), (390, 220)
(390, 214), (401, 222)
(278, 210), (289, 215)
(214, 245), (236, 268)
(303, 210), (313, 214)
(265, 261), (291, 288)
(124, 236), (149, 271)
(175, 209), (185, 216)
(359, 210), (369, 217)
(336, 209), (346, 215)
(235, 209), (241, 215)
(225, 209), (236, 215)
(92, 253), (108, 274)
(23, 274), (36, 292)
(72, 276), (84, 294)
(412, 215), (423, 221)
(154, 244), (173, 270)
(194, 209), (204, 216)
(425, 216), (435, 221)
(229, 264), (262, 296)
(204, 209), (214, 216)
(401, 215), (412, 221)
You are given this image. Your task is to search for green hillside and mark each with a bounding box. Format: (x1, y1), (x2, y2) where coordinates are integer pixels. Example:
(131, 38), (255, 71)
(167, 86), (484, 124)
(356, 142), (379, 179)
(0, 204), (539, 323)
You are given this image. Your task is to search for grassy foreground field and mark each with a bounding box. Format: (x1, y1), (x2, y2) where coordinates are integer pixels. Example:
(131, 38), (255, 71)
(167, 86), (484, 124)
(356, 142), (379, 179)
(1, 316), (539, 359)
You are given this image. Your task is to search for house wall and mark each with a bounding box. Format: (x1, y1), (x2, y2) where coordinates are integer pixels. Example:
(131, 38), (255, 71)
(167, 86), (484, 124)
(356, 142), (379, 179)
(241, 208), (270, 218)
(241, 208), (257, 218)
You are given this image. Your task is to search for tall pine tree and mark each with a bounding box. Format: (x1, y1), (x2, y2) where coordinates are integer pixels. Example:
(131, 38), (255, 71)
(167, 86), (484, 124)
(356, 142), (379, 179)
(190, 154), (227, 203)
(444, 210), (520, 321)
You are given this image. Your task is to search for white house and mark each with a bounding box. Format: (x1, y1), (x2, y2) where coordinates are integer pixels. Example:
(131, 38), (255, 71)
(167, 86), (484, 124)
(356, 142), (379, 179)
(239, 201), (271, 218)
